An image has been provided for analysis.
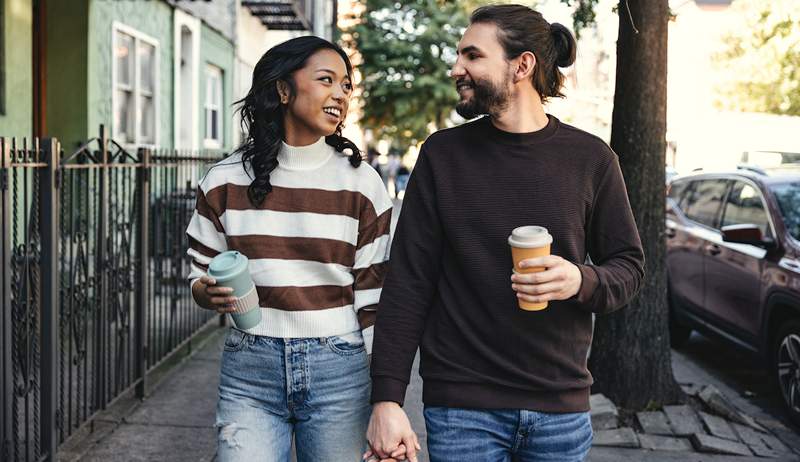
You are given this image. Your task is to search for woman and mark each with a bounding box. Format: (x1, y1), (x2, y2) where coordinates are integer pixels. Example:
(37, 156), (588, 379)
(185, 36), (392, 461)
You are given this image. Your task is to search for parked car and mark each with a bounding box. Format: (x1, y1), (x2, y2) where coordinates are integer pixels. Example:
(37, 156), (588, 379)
(665, 165), (800, 424)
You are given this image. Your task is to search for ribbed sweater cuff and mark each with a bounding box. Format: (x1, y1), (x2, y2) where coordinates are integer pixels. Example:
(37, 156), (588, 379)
(574, 264), (600, 307)
(370, 376), (408, 406)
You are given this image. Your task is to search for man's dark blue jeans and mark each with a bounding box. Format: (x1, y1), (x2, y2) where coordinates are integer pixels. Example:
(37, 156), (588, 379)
(424, 406), (592, 461)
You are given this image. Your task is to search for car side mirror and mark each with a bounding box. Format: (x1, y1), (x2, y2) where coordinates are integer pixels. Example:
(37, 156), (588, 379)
(721, 224), (776, 249)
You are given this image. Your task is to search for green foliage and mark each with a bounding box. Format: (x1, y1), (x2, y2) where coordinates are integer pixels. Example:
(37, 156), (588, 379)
(344, 0), (470, 147)
(559, 0), (600, 37)
(713, 0), (800, 116)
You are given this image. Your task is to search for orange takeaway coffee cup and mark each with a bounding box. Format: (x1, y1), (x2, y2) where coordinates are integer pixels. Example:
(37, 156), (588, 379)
(508, 226), (553, 311)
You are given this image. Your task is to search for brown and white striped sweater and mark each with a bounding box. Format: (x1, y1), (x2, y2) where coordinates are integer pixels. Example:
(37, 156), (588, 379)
(186, 137), (392, 346)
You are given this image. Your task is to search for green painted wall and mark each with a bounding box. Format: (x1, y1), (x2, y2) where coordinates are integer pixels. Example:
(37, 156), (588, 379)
(45, 0), (88, 151)
(200, 23), (234, 152)
(0, 0), (32, 137)
(87, 0), (173, 148)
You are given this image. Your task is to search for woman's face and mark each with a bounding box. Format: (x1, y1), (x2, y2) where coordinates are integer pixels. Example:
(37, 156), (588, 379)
(282, 49), (353, 141)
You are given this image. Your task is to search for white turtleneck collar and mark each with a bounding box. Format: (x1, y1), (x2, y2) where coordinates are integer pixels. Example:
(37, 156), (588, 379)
(278, 137), (333, 170)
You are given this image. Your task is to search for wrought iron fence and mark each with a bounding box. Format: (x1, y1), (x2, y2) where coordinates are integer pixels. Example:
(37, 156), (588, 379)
(1, 127), (225, 462)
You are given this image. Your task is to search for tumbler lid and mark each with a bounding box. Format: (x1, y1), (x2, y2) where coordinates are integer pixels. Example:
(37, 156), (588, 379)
(208, 251), (249, 280)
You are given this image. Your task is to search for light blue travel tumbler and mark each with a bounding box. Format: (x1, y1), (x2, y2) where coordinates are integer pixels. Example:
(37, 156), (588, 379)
(207, 251), (261, 330)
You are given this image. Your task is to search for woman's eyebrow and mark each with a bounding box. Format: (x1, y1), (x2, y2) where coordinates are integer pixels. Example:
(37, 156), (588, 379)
(316, 68), (351, 81)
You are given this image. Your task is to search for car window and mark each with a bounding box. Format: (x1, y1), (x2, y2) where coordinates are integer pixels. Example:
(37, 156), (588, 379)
(684, 180), (729, 228)
(668, 180), (689, 205)
(722, 181), (770, 238)
(772, 181), (800, 241)
(675, 180), (696, 212)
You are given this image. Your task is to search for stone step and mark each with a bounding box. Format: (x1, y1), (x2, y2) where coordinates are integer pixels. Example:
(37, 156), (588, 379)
(663, 404), (704, 436)
(691, 433), (753, 456)
(638, 434), (693, 452)
(698, 411), (738, 442)
(590, 394), (619, 430)
(636, 411), (673, 436)
(732, 422), (792, 457)
(593, 428), (640, 448)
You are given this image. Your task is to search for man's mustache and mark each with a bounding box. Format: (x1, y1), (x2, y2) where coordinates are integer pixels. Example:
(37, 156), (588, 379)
(456, 78), (474, 88)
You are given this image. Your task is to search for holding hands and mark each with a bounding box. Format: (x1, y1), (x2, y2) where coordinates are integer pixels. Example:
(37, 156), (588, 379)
(365, 402), (420, 462)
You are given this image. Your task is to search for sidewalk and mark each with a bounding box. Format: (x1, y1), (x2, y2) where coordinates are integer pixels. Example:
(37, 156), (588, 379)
(68, 329), (223, 462)
(68, 325), (800, 461)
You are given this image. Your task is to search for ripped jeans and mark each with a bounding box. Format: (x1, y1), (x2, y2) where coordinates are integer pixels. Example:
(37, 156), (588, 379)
(215, 328), (371, 462)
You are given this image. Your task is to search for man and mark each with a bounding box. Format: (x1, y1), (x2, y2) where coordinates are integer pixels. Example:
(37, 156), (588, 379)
(366, 5), (645, 462)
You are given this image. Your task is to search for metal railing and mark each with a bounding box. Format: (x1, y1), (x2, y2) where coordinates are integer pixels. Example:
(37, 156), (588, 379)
(1, 127), (225, 461)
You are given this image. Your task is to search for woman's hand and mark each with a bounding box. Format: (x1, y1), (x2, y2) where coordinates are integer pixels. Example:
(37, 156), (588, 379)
(192, 275), (238, 314)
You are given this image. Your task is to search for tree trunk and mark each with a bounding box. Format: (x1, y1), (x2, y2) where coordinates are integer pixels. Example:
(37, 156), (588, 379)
(587, 0), (684, 409)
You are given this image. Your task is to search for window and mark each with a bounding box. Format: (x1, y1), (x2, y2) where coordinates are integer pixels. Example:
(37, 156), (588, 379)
(668, 180), (690, 209)
(0, 0), (5, 115)
(684, 180), (729, 228)
(772, 181), (800, 241)
(113, 24), (158, 146)
(204, 65), (223, 148)
(723, 181), (770, 238)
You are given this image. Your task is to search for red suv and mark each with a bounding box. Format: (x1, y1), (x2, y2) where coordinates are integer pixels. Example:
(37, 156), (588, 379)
(666, 166), (800, 424)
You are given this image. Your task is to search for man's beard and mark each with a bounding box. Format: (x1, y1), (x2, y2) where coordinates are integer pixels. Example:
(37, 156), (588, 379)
(455, 75), (511, 119)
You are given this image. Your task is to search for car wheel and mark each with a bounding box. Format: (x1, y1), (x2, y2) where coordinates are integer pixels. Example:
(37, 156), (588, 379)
(773, 319), (800, 426)
(668, 283), (691, 348)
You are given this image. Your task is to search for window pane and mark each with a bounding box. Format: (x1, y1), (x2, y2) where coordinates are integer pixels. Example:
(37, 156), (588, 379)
(211, 109), (219, 140)
(115, 89), (134, 143)
(685, 180), (728, 228)
(116, 31), (134, 87)
(140, 95), (154, 144)
(772, 182), (800, 241)
(139, 42), (155, 93)
(205, 107), (212, 140)
(723, 182), (769, 237)
(214, 75), (222, 107)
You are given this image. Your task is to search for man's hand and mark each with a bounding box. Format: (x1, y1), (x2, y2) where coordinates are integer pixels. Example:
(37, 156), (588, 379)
(364, 402), (420, 462)
(511, 255), (582, 304)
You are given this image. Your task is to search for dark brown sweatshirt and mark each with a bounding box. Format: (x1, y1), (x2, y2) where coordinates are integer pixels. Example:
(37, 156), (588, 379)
(370, 115), (645, 412)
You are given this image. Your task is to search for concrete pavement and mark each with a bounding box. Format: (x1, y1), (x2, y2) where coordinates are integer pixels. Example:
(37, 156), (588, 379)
(66, 325), (799, 461)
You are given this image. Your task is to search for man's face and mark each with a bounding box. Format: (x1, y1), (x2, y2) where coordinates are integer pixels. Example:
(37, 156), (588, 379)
(452, 22), (514, 119)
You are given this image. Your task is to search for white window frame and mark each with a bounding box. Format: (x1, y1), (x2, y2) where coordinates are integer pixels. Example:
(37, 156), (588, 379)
(204, 64), (223, 149)
(173, 10), (200, 150)
(111, 22), (160, 149)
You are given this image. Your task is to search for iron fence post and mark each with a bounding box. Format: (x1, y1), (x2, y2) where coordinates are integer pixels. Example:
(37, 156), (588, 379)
(135, 148), (150, 399)
(1, 138), (12, 462)
(40, 138), (60, 461)
(94, 125), (109, 412)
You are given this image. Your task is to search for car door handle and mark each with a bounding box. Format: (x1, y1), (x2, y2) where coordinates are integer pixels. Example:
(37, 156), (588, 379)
(706, 244), (721, 256)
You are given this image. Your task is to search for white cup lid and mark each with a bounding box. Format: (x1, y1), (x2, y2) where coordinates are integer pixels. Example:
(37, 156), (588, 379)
(508, 226), (553, 248)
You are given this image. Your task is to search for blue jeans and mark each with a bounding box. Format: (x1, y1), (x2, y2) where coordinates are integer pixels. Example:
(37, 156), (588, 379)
(215, 328), (371, 461)
(424, 406), (592, 462)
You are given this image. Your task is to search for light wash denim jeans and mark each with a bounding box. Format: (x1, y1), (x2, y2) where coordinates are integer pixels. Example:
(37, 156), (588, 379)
(215, 328), (370, 462)
(424, 406), (592, 462)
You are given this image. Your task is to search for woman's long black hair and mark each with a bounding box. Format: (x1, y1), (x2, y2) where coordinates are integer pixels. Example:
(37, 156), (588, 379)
(234, 36), (362, 206)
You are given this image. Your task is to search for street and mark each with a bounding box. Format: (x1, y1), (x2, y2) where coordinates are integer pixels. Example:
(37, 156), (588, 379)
(675, 332), (798, 433)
